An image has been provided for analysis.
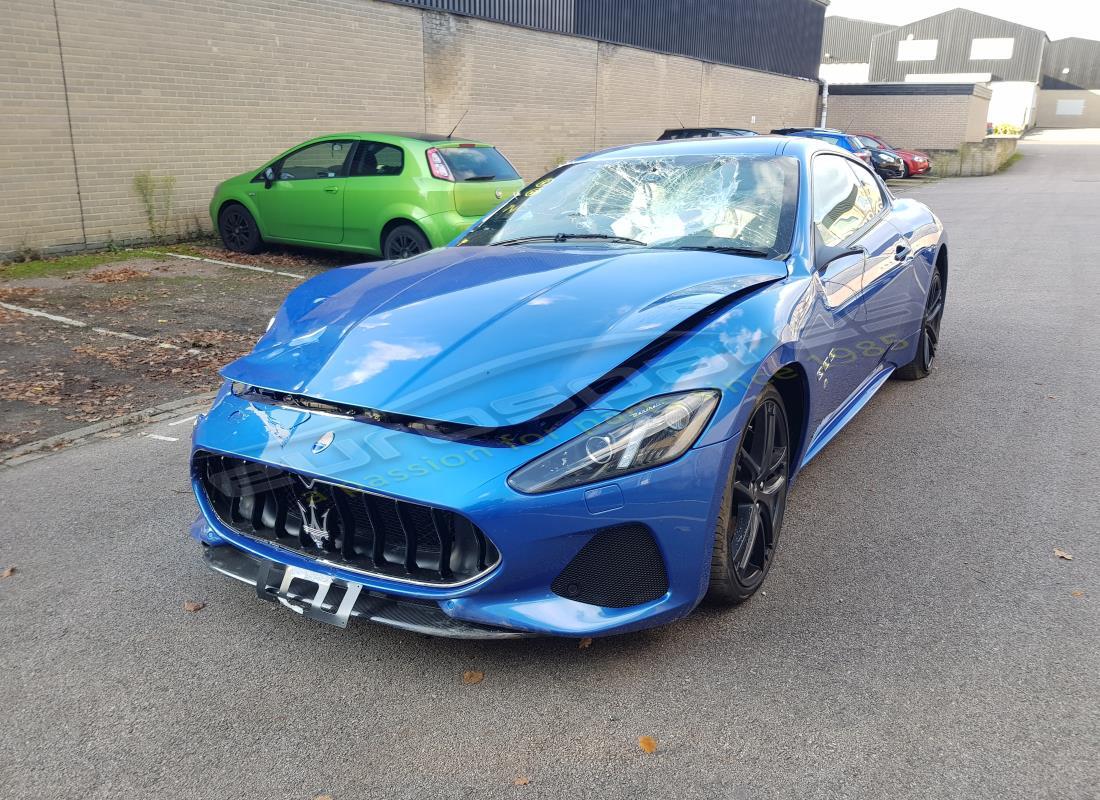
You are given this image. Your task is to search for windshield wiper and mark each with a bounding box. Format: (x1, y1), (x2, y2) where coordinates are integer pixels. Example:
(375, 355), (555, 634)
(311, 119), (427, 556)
(671, 245), (774, 259)
(491, 233), (648, 247)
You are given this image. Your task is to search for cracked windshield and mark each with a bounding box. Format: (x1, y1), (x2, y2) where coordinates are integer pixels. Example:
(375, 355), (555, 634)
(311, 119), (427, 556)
(459, 153), (798, 257)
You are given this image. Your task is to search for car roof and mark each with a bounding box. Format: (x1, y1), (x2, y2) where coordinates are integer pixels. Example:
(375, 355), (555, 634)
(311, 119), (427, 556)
(661, 127), (756, 134)
(573, 134), (838, 163)
(307, 131), (488, 146)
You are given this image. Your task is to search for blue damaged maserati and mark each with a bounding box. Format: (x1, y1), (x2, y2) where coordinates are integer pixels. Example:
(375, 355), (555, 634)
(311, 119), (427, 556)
(189, 135), (947, 638)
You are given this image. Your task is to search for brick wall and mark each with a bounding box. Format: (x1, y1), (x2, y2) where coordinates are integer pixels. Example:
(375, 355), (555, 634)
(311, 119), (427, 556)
(0, 0), (820, 257)
(700, 63), (821, 133)
(1, 0), (85, 255)
(422, 11), (597, 178)
(594, 44), (702, 151)
(825, 91), (991, 150)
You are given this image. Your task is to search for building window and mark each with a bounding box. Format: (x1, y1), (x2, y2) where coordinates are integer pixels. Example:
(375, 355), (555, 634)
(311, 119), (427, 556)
(969, 38), (1015, 60)
(897, 39), (938, 61)
(1056, 99), (1085, 116)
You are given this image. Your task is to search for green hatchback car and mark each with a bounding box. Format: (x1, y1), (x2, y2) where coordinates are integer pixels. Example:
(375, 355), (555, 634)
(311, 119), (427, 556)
(210, 132), (524, 259)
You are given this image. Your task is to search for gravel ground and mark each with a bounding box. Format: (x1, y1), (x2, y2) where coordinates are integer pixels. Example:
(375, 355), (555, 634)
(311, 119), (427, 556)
(0, 134), (1097, 800)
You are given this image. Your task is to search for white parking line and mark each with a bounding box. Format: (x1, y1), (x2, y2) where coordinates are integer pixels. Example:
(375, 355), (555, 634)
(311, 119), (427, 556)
(167, 414), (198, 427)
(151, 251), (305, 280)
(1, 301), (195, 351)
(0, 301), (86, 327)
(144, 434), (179, 442)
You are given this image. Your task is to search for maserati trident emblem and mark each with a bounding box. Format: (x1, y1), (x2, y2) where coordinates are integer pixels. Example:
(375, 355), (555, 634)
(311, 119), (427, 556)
(312, 430), (335, 454)
(297, 495), (331, 549)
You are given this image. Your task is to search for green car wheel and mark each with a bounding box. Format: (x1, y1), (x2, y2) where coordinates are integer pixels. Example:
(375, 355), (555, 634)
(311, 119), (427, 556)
(218, 204), (263, 254)
(383, 224), (430, 260)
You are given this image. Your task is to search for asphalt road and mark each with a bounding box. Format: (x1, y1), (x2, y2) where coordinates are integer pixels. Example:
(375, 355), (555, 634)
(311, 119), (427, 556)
(2, 132), (1098, 800)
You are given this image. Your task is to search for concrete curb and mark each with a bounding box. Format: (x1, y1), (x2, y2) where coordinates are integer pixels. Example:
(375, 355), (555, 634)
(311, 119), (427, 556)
(0, 392), (216, 468)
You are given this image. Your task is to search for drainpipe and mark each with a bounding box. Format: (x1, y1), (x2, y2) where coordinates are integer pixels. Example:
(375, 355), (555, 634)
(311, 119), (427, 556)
(820, 80), (829, 127)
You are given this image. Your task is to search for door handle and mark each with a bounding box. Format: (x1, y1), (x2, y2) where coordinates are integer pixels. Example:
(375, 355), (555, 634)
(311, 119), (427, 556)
(323, 186), (339, 194)
(894, 242), (912, 262)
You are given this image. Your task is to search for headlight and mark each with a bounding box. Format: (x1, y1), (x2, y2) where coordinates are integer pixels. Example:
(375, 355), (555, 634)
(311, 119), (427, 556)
(507, 390), (720, 494)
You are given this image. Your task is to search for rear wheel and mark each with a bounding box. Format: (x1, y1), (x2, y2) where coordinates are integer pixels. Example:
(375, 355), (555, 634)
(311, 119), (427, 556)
(382, 224), (430, 260)
(896, 268), (945, 381)
(217, 204), (263, 254)
(706, 384), (790, 605)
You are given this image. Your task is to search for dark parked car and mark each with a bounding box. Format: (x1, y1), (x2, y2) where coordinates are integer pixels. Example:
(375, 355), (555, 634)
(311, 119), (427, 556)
(853, 133), (932, 177)
(867, 147), (905, 180)
(771, 128), (873, 166)
(658, 127), (758, 140)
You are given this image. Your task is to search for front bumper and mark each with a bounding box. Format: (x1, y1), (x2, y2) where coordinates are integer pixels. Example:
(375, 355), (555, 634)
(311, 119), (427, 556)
(202, 542), (527, 638)
(190, 393), (734, 637)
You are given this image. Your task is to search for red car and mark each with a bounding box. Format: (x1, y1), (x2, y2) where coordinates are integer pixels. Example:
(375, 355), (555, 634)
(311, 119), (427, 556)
(853, 133), (932, 177)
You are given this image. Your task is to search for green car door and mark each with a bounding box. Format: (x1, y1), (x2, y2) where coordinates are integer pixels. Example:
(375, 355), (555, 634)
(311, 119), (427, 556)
(255, 139), (354, 244)
(341, 140), (419, 252)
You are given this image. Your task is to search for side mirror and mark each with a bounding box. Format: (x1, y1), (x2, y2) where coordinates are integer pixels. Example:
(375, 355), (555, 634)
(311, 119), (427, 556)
(263, 166), (275, 188)
(816, 244), (865, 272)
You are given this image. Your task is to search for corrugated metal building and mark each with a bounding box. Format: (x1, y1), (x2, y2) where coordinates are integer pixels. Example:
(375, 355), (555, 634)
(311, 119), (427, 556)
(865, 9), (1048, 127)
(820, 15), (895, 83)
(388, 0), (828, 80)
(1037, 38), (1100, 127)
(868, 9), (1047, 83)
(1042, 38), (1100, 90)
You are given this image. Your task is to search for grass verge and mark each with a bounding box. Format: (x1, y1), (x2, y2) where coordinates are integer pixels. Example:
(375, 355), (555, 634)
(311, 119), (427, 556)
(0, 243), (206, 281)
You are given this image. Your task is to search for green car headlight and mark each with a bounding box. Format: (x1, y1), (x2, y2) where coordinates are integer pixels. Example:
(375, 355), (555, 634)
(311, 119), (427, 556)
(507, 390), (720, 494)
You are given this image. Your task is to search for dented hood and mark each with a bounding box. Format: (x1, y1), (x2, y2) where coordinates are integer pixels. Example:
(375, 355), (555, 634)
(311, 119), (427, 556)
(223, 245), (785, 426)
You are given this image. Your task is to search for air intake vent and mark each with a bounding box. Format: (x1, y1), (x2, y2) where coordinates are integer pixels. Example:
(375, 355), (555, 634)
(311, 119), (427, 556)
(551, 524), (669, 608)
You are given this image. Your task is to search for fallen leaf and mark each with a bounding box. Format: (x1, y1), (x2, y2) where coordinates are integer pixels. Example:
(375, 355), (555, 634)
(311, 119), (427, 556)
(1, 566), (15, 578)
(578, 637), (593, 650)
(513, 777), (530, 786)
(462, 670), (484, 685)
(1047, 395), (1057, 399)
(183, 600), (206, 612)
(1071, 590), (1085, 598)
(314, 795), (334, 800)
(638, 736), (658, 754)
(1054, 548), (1074, 561)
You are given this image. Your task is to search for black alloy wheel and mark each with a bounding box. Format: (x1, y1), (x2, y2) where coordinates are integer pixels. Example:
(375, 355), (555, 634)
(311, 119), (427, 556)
(706, 384), (790, 604)
(218, 205), (262, 254)
(896, 268), (945, 380)
(383, 224), (430, 260)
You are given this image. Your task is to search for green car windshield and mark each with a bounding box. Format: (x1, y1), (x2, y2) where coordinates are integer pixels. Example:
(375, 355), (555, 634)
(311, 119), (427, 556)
(458, 153), (799, 257)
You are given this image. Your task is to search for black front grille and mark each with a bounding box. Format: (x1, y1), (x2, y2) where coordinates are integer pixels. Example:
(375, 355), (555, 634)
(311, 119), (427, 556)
(551, 524), (669, 608)
(194, 451), (499, 585)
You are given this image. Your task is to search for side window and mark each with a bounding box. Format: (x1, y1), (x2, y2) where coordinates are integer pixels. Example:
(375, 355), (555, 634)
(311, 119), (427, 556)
(812, 155), (870, 247)
(847, 161), (886, 219)
(277, 140), (354, 181)
(350, 142), (405, 177)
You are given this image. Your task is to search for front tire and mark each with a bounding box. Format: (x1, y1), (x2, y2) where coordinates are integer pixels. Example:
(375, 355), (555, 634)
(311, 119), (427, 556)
(706, 384), (790, 605)
(382, 224), (430, 260)
(902, 161), (911, 178)
(217, 204), (263, 254)
(896, 268), (945, 381)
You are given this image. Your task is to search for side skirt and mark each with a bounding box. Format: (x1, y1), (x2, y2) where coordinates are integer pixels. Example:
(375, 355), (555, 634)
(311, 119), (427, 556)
(799, 365), (895, 469)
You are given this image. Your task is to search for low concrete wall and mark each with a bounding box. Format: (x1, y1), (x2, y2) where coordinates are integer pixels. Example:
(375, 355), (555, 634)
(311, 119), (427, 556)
(923, 136), (1019, 177)
(824, 83), (991, 150)
(1035, 90), (1100, 128)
